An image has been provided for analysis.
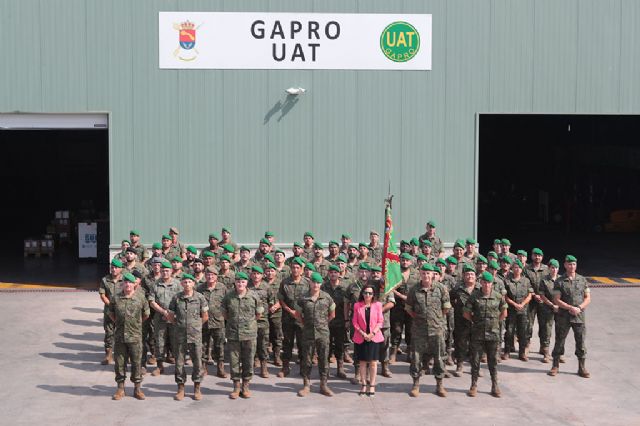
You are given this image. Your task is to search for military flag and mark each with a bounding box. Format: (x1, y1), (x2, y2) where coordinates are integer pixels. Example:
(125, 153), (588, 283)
(382, 198), (402, 294)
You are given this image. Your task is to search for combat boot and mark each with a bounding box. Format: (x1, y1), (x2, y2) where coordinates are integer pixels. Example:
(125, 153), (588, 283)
(147, 355), (157, 365)
(467, 378), (477, 397)
(381, 361), (392, 378)
(216, 361), (228, 378)
(260, 360), (269, 378)
(389, 346), (398, 364)
(174, 384), (185, 401)
(101, 348), (113, 365)
(151, 361), (164, 376)
(336, 360), (347, 379)
(446, 349), (454, 366)
(409, 377), (420, 397)
(559, 355), (566, 363)
(453, 360), (463, 377)
(548, 358), (560, 376)
(112, 382), (125, 400)
(578, 358), (591, 378)
(350, 368), (361, 385)
(229, 380), (241, 399)
(297, 377), (311, 397)
(500, 349), (509, 361)
(519, 349), (528, 362)
(343, 352), (353, 364)
(278, 360), (290, 378)
(320, 378), (334, 397)
(491, 377), (501, 398)
(133, 383), (145, 400)
(240, 380), (251, 398)
(435, 378), (447, 397)
(274, 352), (282, 367)
(541, 347), (550, 363)
(193, 383), (202, 401)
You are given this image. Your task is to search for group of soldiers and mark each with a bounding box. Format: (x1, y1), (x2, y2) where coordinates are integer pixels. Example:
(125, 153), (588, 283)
(100, 222), (591, 401)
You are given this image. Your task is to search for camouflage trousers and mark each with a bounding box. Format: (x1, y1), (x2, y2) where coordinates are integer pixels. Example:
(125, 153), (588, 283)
(453, 321), (472, 361)
(142, 315), (155, 363)
(174, 339), (204, 384)
(505, 312), (529, 354)
(390, 307), (412, 350)
(445, 309), (455, 352)
(552, 315), (586, 359)
(328, 325), (345, 360)
(281, 320), (303, 362)
(378, 328), (391, 363)
(228, 339), (257, 381)
(470, 340), (499, 380)
(538, 307), (555, 348)
(103, 313), (115, 350)
(202, 325), (225, 362)
(114, 340), (143, 384)
(153, 317), (174, 361)
(410, 334), (445, 380)
(269, 316), (283, 357)
(300, 336), (330, 380)
(256, 326), (270, 361)
(527, 302), (540, 341)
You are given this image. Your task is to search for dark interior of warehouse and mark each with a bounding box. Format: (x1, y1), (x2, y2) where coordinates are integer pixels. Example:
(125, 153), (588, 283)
(479, 114), (640, 276)
(0, 129), (108, 285)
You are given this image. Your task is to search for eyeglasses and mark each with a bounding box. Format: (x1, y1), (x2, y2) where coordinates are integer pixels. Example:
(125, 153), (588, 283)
(363, 292), (374, 296)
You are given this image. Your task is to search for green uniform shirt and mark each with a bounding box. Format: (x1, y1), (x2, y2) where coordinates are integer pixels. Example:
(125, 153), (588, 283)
(406, 282), (451, 338)
(99, 274), (122, 313)
(539, 275), (557, 314)
(464, 288), (507, 342)
(148, 278), (181, 311)
(124, 261), (146, 276)
(278, 276), (311, 323)
(554, 274), (590, 324)
(505, 276), (534, 315)
(451, 283), (480, 324)
(169, 291), (208, 344)
(395, 268), (421, 309)
(130, 242), (148, 262)
(302, 246), (315, 261)
(233, 261), (254, 277)
(109, 291), (150, 344)
(297, 290), (336, 340)
(322, 281), (348, 327)
(312, 258), (332, 279)
(249, 281), (276, 329)
(369, 245), (383, 263)
(197, 282), (227, 329)
(222, 290), (264, 341)
(275, 264), (291, 282)
(218, 270), (236, 290)
(418, 233), (444, 255)
(525, 264), (549, 294)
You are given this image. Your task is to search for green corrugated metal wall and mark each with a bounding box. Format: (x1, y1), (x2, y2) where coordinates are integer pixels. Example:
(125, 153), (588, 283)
(2, 0), (640, 247)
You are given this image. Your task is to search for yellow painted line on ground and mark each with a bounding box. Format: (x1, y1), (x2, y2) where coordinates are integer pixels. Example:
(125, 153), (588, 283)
(0, 282), (77, 289)
(622, 278), (640, 284)
(589, 277), (616, 284)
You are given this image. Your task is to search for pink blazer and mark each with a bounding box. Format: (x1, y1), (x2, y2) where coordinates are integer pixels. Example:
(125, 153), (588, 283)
(352, 301), (384, 344)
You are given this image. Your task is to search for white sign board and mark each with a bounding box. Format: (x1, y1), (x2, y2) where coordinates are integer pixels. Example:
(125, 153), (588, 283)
(159, 12), (431, 70)
(78, 222), (97, 259)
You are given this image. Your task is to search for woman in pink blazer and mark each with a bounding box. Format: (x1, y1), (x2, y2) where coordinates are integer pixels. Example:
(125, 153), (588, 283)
(352, 283), (384, 397)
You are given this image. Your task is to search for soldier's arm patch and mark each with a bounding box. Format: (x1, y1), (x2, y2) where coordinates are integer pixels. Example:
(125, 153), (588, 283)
(329, 302), (336, 311)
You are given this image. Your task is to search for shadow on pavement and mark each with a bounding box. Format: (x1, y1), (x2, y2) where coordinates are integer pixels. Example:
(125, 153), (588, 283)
(60, 332), (103, 341)
(72, 307), (103, 314)
(53, 342), (103, 352)
(62, 319), (101, 327)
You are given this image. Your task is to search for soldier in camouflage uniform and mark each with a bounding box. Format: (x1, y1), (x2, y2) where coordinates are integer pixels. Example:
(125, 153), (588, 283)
(234, 246), (255, 276)
(148, 260), (181, 376)
(419, 240), (437, 264)
(182, 246), (198, 275)
(451, 264), (480, 377)
(524, 248), (549, 352)
(368, 230), (383, 264)
(251, 238), (272, 265)
(197, 266), (228, 378)
(200, 232), (222, 258)
(296, 272), (336, 397)
(129, 230), (148, 262)
(370, 265), (395, 378)
(326, 240), (341, 264)
(312, 242), (332, 278)
(169, 227), (186, 260)
(503, 259), (533, 361)
(142, 258), (161, 365)
(357, 243), (374, 266)
(99, 258), (124, 365)
(114, 240), (129, 263)
(463, 271), (508, 398)
(160, 234), (177, 260)
(170, 255), (185, 280)
(406, 264), (451, 398)
(222, 272), (264, 399)
(166, 274), (209, 401)
(217, 254), (236, 290)
(436, 258), (455, 366)
(264, 262), (284, 366)
(201, 250), (217, 270)
(302, 232), (315, 260)
(549, 255), (591, 378)
(487, 259), (507, 363)
(538, 259), (560, 363)
(124, 247), (146, 276)
(322, 264), (348, 379)
(248, 265), (275, 378)
(144, 242), (163, 272)
(418, 220), (444, 258)
(464, 238), (478, 263)
(108, 272), (149, 400)
(220, 228), (239, 262)
(273, 250), (291, 281)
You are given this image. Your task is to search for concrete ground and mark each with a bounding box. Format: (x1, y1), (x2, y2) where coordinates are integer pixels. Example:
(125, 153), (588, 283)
(0, 288), (638, 426)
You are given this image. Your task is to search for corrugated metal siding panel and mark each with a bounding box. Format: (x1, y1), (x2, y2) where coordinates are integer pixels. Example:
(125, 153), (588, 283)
(619, 0), (640, 112)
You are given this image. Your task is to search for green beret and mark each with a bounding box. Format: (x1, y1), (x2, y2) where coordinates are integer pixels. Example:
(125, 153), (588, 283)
(222, 244), (235, 253)
(129, 230), (140, 236)
(329, 240), (339, 247)
(305, 262), (316, 272)
(251, 265), (264, 274)
(370, 265), (382, 272)
(420, 239), (433, 247)
(427, 220), (436, 228)
(111, 258), (123, 268)
(548, 259), (560, 268)
(501, 238), (511, 246)
(454, 239), (465, 249)
(162, 234), (171, 240)
(222, 227), (230, 233)
(517, 250), (527, 257)
(328, 264), (340, 272)
(235, 272), (249, 281)
(446, 256), (458, 265)
(239, 246), (250, 252)
(488, 260), (500, 270)
(400, 253), (413, 260)
(565, 255), (577, 263)
(208, 233), (220, 240)
(202, 250), (215, 258)
(264, 231), (275, 237)
(121, 239), (131, 245)
(205, 266), (219, 274)
(493, 239), (502, 245)
(416, 253), (428, 262)
(487, 251), (498, 258)
(123, 272), (136, 283)
(293, 242), (303, 248)
(304, 231), (314, 239)
(358, 262), (370, 270)
(420, 263), (435, 272)
(436, 258), (447, 267)
(152, 242), (162, 250)
(187, 245), (197, 254)
(400, 240), (410, 246)
(275, 249), (285, 256)
(476, 254), (488, 264)
(314, 242), (324, 249)
(265, 262), (276, 270)
(160, 260), (172, 269)
(410, 237), (419, 246)
(337, 254), (347, 263)
(513, 259), (524, 269)
(293, 257), (306, 267)
(462, 263), (476, 273)
(172, 255), (182, 262)
(358, 242), (368, 248)
(182, 273), (195, 281)
(532, 248), (544, 256)
(264, 254), (275, 263)
(341, 233), (351, 239)
(466, 238), (477, 245)
(500, 256), (513, 265)
(349, 244), (358, 249)
(259, 238), (271, 246)
(480, 271), (494, 283)
(219, 254), (232, 263)
(310, 272), (323, 283)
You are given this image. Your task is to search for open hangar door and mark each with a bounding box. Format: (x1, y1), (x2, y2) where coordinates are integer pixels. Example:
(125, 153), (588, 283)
(478, 114), (640, 277)
(0, 114), (109, 287)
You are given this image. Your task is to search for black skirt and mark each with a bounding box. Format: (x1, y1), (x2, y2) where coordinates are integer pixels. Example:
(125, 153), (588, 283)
(355, 341), (381, 362)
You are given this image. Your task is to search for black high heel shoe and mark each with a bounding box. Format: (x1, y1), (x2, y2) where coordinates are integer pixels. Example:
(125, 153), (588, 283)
(367, 385), (376, 397)
(358, 384), (367, 396)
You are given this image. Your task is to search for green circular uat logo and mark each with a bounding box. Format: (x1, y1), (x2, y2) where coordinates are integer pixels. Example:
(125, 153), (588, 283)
(380, 21), (420, 62)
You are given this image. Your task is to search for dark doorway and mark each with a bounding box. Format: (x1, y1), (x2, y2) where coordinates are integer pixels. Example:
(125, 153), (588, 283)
(0, 129), (108, 286)
(478, 114), (640, 277)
